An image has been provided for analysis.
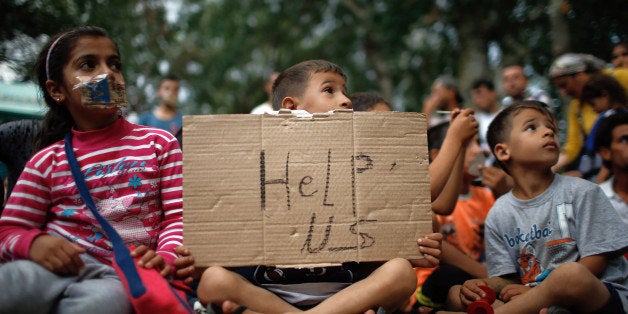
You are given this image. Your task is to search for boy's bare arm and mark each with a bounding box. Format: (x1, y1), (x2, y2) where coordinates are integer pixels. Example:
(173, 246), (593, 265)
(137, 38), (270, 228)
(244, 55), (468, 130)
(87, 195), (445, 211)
(429, 109), (478, 201)
(431, 148), (465, 215)
(578, 254), (608, 277)
(485, 274), (520, 294)
(441, 241), (487, 278)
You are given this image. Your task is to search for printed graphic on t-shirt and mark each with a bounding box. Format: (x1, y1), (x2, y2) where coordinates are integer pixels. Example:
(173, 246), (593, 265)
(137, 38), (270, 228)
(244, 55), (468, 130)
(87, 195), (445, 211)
(518, 244), (541, 284)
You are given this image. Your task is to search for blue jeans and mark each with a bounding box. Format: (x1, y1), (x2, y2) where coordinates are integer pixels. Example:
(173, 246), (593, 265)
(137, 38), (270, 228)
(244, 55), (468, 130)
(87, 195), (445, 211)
(0, 254), (131, 314)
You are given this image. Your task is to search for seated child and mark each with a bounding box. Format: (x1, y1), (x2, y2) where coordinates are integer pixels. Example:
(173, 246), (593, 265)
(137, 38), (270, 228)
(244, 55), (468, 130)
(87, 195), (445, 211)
(412, 123), (493, 312)
(349, 92), (392, 112)
(196, 60), (445, 314)
(0, 26), (188, 313)
(441, 101), (628, 314)
(578, 73), (628, 182)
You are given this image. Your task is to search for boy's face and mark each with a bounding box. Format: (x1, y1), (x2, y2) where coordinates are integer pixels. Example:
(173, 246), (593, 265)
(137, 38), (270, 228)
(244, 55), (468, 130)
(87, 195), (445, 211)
(464, 135), (483, 178)
(599, 124), (628, 171)
(470, 85), (497, 112)
(429, 82), (453, 108)
(501, 66), (527, 97)
(611, 45), (628, 68)
(158, 79), (180, 108)
(499, 108), (559, 169)
(589, 95), (612, 113)
(289, 71), (351, 114)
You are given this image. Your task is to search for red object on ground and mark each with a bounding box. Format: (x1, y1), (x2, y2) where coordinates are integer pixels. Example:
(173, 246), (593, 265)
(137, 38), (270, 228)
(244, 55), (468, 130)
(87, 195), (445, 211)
(467, 285), (496, 314)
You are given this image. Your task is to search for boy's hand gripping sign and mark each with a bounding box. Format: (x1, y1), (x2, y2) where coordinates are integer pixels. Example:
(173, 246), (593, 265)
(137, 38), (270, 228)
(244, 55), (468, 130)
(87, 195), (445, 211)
(183, 110), (431, 267)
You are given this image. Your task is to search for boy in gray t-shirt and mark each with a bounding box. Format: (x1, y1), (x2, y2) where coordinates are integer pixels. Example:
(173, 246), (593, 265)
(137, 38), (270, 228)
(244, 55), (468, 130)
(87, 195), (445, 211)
(442, 101), (628, 313)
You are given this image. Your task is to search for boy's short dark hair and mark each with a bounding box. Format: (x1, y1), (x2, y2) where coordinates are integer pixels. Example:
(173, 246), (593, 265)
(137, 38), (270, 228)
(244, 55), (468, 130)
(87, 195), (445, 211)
(471, 78), (495, 91)
(350, 92), (391, 112)
(271, 60), (347, 110)
(594, 111), (628, 169)
(487, 100), (554, 173)
(161, 74), (180, 83)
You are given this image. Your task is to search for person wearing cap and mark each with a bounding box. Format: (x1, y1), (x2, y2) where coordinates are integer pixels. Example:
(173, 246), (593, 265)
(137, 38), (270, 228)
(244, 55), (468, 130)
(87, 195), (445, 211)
(422, 75), (465, 127)
(549, 53), (628, 176)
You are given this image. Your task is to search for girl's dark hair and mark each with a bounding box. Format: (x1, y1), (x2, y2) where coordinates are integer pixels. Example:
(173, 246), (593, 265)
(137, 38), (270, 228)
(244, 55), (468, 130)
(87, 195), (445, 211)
(33, 26), (116, 151)
(581, 73), (628, 107)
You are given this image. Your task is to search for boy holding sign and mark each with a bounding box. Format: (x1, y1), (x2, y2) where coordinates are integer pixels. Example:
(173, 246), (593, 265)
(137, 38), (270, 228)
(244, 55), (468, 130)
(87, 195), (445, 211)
(196, 60), (475, 313)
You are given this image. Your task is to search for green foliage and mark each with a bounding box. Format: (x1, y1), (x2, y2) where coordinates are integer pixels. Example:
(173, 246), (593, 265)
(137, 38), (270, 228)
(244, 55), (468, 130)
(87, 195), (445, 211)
(1, 0), (626, 114)
(566, 0), (628, 60)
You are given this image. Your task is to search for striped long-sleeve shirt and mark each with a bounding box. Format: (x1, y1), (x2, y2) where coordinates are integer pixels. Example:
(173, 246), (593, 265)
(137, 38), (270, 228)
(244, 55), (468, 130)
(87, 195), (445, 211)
(0, 117), (183, 267)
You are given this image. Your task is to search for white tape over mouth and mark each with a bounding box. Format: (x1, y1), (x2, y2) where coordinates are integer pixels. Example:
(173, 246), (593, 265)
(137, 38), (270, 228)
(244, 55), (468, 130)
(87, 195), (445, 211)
(73, 74), (127, 108)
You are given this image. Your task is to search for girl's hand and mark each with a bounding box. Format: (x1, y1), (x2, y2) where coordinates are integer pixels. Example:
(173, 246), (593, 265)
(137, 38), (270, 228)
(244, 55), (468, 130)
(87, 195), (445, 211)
(499, 284), (530, 302)
(410, 233), (442, 268)
(131, 245), (172, 277)
(173, 245), (195, 284)
(29, 234), (86, 276)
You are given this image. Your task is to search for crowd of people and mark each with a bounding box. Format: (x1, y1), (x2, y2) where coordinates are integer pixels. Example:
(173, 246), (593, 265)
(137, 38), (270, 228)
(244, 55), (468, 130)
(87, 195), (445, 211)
(0, 25), (626, 314)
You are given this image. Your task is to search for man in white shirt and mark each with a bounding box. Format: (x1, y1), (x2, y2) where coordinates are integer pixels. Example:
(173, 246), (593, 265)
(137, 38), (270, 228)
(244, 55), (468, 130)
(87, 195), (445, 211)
(594, 111), (628, 225)
(501, 65), (551, 108)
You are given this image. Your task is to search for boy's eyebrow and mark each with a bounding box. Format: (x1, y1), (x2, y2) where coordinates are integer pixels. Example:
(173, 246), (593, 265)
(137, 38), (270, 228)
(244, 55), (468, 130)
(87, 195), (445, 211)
(320, 79), (340, 85)
(521, 117), (536, 125)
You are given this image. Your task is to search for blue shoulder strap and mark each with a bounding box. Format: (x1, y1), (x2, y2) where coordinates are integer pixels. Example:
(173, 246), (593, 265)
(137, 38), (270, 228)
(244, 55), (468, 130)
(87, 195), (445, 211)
(64, 133), (146, 298)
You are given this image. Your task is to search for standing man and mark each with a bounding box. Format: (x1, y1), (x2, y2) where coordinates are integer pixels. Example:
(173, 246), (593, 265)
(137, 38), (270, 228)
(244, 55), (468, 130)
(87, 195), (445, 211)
(469, 78), (500, 155)
(138, 74), (182, 136)
(501, 65), (551, 108)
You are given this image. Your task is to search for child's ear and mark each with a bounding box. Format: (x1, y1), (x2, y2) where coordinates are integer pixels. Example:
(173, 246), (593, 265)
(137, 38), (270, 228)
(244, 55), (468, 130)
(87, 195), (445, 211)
(597, 147), (611, 161)
(281, 97), (298, 110)
(45, 80), (65, 103)
(493, 143), (510, 163)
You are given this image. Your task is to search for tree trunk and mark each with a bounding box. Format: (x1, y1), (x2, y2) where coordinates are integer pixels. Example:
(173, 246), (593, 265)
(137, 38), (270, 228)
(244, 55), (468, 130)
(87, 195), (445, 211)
(548, 0), (571, 56)
(457, 24), (489, 101)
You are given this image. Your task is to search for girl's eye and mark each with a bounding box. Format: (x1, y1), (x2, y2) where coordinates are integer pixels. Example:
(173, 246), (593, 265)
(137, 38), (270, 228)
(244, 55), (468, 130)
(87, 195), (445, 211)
(79, 61), (94, 70)
(525, 124), (536, 131)
(110, 61), (122, 71)
(323, 87), (334, 94)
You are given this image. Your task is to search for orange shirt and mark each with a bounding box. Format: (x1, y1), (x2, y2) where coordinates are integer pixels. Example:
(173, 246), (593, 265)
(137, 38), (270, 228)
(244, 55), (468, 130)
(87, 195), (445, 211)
(414, 186), (495, 286)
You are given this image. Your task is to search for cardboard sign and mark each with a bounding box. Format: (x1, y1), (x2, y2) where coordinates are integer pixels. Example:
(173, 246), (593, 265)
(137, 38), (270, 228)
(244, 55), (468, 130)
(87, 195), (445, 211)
(183, 110), (432, 267)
